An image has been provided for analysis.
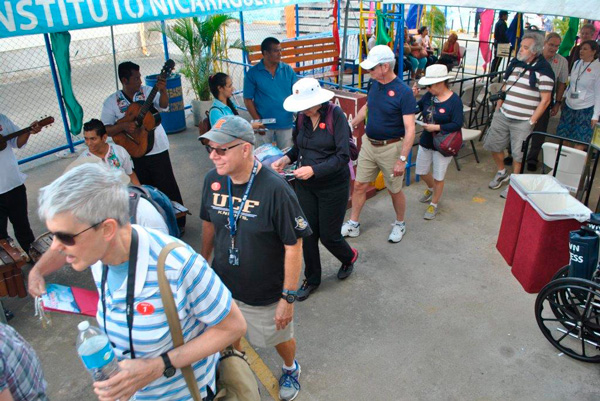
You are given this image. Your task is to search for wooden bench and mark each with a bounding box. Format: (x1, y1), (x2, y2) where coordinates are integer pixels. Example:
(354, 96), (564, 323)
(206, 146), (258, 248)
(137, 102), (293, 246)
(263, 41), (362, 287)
(246, 36), (339, 78)
(171, 200), (190, 220)
(0, 238), (28, 298)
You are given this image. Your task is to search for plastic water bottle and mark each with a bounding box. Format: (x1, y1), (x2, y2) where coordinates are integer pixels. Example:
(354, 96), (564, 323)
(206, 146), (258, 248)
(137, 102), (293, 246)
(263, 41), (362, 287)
(76, 321), (120, 381)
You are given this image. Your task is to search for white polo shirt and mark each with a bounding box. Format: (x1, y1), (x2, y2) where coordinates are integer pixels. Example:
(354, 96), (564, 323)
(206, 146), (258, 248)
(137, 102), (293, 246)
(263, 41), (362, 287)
(78, 143), (134, 175)
(0, 114), (27, 195)
(91, 226), (232, 400)
(101, 86), (169, 156)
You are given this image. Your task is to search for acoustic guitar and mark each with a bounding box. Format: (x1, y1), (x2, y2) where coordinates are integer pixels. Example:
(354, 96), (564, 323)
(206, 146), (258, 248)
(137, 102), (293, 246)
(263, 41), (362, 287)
(0, 116), (54, 151)
(113, 59), (175, 158)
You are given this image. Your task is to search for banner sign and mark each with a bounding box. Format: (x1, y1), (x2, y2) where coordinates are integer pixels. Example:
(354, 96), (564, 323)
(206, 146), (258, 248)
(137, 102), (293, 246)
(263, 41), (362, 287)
(0, 0), (320, 38)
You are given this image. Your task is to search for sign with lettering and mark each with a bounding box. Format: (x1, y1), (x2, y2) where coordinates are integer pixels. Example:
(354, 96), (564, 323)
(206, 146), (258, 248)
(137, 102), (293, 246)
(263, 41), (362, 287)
(0, 0), (322, 38)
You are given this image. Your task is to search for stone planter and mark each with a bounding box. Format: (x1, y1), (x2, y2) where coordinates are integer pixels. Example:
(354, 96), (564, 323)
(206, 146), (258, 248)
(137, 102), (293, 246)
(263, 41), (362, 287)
(191, 99), (213, 127)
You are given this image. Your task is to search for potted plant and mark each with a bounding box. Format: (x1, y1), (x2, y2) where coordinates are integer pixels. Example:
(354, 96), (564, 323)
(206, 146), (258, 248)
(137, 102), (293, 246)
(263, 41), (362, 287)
(158, 15), (242, 126)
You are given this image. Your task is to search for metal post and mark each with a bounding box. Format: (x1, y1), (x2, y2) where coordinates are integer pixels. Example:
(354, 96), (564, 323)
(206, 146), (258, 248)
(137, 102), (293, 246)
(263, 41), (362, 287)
(161, 20), (170, 61)
(295, 4), (300, 39)
(239, 11), (248, 75)
(399, 4), (405, 80)
(44, 33), (74, 154)
(338, 0), (351, 87)
(110, 26), (119, 91)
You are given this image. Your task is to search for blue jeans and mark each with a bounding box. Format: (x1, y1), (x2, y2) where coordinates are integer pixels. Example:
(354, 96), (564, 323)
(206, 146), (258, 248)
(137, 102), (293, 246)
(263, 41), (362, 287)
(407, 56), (427, 72)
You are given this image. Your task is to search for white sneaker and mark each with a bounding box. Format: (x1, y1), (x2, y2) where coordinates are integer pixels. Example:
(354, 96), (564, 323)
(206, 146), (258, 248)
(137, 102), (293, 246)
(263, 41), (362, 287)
(341, 220), (360, 237)
(388, 223), (406, 243)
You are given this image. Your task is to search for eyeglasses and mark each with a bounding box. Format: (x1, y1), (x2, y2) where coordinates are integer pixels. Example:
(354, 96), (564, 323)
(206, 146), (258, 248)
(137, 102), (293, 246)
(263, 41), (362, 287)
(205, 143), (243, 156)
(426, 85), (432, 89)
(51, 220), (105, 246)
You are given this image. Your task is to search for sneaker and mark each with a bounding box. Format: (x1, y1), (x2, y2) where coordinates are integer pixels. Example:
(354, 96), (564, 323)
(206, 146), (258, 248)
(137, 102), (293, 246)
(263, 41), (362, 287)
(388, 223), (406, 243)
(488, 171), (509, 190)
(500, 187), (508, 199)
(338, 248), (358, 280)
(297, 280), (319, 302)
(341, 220), (360, 237)
(279, 361), (301, 401)
(424, 205), (438, 220)
(419, 189), (433, 203)
(503, 156), (513, 166)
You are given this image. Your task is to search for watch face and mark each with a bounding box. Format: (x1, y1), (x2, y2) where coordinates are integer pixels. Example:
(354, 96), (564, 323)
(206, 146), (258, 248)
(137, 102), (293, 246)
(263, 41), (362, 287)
(164, 366), (176, 378)
(285, 294), (296, 303)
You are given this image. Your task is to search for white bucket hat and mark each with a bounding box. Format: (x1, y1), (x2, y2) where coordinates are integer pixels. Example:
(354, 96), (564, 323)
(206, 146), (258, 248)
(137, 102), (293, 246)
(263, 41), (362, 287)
(418, 64), (453, 86)
(360, 45), (395, 70)
(283, 78), (335, 112)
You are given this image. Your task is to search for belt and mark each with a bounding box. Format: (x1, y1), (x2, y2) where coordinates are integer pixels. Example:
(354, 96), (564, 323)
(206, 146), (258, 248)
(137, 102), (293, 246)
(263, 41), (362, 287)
(367, 137), (402, 147)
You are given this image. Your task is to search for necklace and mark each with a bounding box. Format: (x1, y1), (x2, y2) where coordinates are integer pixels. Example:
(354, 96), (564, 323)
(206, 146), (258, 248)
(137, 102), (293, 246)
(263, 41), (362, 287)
(311, 116), (321, 131)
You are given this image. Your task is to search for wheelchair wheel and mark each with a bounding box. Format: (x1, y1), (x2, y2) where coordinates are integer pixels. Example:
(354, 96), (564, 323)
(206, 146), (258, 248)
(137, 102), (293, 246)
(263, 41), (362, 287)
(535, 278), (600, 363)
(551, 265), (570, 281)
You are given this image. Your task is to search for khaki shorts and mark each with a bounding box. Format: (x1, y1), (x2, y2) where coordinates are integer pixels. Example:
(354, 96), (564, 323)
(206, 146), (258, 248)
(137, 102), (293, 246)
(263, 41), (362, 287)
(483, 111), (533, 163)
(236, 300), (294, 348)
(355, 138), (405, 194)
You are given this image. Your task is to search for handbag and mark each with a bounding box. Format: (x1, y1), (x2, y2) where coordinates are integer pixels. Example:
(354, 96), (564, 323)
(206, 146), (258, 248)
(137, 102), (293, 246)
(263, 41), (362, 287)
(433, 130), (463, 157)
(157, 243), (260, 401)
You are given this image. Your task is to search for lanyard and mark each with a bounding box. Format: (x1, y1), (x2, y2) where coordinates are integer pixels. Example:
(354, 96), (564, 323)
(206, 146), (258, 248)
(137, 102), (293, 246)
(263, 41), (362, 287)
(574, 60), (594, 92)
(101, 228), (139, 359)
(227, 161), (258, 247)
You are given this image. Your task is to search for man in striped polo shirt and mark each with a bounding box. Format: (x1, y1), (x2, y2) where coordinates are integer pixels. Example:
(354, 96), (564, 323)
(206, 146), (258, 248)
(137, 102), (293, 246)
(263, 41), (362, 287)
(38, 163), (246, 401)
(484, 31), (554, 198)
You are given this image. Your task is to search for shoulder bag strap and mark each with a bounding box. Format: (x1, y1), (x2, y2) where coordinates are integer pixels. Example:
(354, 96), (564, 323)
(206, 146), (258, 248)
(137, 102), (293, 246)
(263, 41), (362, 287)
(157, 242), (203, 401)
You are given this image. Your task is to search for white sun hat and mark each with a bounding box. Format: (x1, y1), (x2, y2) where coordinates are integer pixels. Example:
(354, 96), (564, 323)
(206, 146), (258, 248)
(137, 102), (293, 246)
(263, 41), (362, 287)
(283, 78), (335, 112)
(418, 64), (453, 86)
(360, 45), (395, 70)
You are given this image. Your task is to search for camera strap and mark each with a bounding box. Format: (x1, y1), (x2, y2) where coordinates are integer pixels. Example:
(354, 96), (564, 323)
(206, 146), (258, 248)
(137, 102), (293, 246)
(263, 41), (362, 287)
(504, 66), (529, 95)
(100, 228), (139, 359)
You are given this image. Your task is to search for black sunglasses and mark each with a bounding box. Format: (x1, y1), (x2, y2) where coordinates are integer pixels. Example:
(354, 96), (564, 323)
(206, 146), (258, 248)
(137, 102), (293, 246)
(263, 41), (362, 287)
(205, 143), (243, 156)
(52, 220), (105, 246)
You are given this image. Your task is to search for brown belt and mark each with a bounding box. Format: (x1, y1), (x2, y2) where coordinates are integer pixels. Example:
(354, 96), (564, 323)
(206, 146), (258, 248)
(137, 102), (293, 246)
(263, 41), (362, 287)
(367, 137), (402, 147)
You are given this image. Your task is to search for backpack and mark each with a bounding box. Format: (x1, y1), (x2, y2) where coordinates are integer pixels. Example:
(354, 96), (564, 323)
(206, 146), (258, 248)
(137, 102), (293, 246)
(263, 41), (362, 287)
(199, 106), (224, 136)
(128, 185), (180, 238)
(297, 103), (359, 161)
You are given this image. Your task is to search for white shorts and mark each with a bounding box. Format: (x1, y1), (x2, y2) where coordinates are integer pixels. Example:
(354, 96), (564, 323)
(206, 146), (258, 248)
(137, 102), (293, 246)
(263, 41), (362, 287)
(415, 145), (453, 181)
(236, 300), (294, 348)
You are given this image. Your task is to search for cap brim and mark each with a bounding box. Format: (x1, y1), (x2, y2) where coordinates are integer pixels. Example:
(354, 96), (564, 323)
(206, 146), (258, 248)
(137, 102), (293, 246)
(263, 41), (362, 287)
(199, 130), (252, 145)
(283, 89), (335, 112)
(360, 59), (377, 70)
(418, 75), (453, 86)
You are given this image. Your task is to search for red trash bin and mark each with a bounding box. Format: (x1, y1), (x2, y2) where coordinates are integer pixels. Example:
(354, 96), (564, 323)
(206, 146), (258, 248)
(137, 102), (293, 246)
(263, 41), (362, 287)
(511, 193), (591, 293)
(496, 175), (568, 266)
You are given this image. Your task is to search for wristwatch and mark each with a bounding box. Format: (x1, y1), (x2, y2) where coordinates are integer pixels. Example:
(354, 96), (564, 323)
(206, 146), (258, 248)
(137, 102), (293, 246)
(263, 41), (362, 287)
(399, 155), (407, 163)
(160, 352), (176, 378)
(529, 119), (536, 126)
(281, 290), (298, 304)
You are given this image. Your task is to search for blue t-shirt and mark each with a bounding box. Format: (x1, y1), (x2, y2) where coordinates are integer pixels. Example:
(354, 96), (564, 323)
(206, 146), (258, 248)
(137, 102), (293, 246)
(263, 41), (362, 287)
(417, 92), (464, 150)
(365, 77), (416, 140)
(243, 60), (297, 129)
(208, 99), (235, 126)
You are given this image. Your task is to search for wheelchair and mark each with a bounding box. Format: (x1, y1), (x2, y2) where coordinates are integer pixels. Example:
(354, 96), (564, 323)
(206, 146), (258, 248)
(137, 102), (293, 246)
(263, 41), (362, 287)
(535, 229), (600, 363)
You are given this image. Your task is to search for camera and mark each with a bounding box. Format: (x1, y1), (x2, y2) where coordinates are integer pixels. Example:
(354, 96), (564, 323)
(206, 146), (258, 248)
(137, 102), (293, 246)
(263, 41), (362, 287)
(489, 91), (506, 102)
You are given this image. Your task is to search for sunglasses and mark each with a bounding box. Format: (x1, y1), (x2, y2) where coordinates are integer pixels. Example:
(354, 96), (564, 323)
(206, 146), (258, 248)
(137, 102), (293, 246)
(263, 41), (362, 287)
(52, 220), (105, 246)
(205, 143), (243, 156)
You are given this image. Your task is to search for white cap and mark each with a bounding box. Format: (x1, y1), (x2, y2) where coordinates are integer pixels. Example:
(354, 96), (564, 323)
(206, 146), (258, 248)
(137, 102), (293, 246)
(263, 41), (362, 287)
(360, 45), (395, 70)
(283, 78), (335, 112)
(78, 321), (90, 331)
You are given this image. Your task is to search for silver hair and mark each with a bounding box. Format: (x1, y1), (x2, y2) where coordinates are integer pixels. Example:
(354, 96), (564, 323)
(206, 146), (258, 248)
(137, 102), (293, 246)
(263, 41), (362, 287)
(384, 58), (396, 71)
(545, 32), (561, 43)
(38, 163), (129, 226)
(581, 23), (596, 34)
(522, 31), (545, 56)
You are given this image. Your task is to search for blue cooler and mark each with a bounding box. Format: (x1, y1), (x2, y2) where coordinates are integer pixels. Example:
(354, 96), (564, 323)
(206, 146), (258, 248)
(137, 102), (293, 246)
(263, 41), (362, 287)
(145, 73), (186, 134)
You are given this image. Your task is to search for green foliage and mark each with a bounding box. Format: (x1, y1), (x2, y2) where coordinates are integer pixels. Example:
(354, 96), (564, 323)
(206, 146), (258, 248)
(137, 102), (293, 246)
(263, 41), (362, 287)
(421, 6), (446, 48)
(154, 15), (242, 101)
(553, 17), (570, 37)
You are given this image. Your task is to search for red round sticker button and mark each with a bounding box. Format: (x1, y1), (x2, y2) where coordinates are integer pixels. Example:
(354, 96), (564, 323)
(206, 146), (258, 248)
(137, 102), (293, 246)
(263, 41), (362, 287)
(439, 108), (446, 114)
(588, 68), (592, 72)
(553, 59), (558, 64)
(137, 302), (155, 315)
(319, 122), (326, 129)
(211, 182), (221, 191)
(388, 90), (395, 97)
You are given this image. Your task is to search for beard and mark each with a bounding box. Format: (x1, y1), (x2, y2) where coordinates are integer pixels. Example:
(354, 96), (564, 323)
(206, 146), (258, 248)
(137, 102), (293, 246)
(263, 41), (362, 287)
(517, 52), (529, 62)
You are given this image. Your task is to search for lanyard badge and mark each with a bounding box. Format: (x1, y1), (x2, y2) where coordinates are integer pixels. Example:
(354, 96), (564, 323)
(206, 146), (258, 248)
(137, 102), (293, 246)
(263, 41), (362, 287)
(227, 161), (258, 266)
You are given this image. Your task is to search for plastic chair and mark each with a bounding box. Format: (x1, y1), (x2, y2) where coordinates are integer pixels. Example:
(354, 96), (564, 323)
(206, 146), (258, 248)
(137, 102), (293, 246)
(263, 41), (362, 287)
(454, 46), (467, 79)
(453, 128), (482, 171)
(541, 143), (587, 192)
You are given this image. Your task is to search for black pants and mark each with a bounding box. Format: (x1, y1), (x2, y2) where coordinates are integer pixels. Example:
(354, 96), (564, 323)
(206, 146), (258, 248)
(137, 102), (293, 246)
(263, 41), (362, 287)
(295, 174), (354, 286)
(474, 12), (481, 35)
(528, 105), (552, 164)
(0, 184), (35, 251)
(132, 150), (185, 227)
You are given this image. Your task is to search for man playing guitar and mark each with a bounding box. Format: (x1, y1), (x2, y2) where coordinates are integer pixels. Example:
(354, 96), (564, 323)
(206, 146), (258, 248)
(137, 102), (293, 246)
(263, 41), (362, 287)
(101, 61), (185, 231)
(0, 114), (41, 254)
